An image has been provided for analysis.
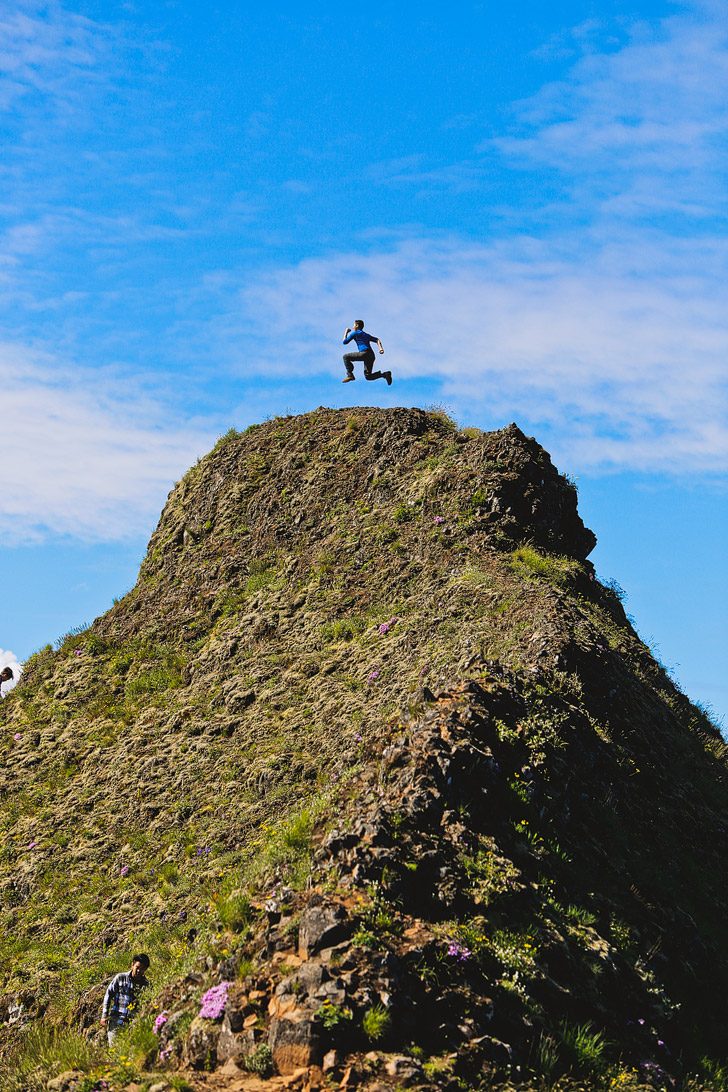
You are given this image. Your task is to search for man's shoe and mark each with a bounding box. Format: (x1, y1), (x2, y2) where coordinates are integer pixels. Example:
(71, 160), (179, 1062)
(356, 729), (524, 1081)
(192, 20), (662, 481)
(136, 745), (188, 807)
(342, 375), (355, 383)
(385, 371), (392, 386)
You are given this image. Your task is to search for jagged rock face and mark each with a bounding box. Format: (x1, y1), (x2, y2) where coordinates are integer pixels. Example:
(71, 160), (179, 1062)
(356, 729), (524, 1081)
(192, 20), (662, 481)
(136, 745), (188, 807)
(99, 409), (595, 642)
(0, 407), (725, 1090)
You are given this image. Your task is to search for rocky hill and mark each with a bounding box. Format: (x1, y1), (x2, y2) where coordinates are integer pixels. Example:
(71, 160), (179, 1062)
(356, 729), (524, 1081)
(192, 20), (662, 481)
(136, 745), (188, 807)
(0, 406), (726, 1092)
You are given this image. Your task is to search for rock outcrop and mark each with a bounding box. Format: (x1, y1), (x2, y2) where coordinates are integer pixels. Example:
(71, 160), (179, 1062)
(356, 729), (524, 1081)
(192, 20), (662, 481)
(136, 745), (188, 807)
(0, 407), (724, 1092)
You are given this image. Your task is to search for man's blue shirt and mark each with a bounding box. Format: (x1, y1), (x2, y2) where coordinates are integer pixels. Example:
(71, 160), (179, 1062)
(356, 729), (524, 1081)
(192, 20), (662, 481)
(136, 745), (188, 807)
(343, 330), (378, 351)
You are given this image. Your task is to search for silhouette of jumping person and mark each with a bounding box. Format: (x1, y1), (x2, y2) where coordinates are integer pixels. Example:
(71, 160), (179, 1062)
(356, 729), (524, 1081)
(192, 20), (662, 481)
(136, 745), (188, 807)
(342, 320), (391, 385)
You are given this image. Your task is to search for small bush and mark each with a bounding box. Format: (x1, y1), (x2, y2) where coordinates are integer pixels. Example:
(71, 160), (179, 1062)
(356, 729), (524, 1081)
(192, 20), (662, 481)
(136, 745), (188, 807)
(559, 1020), (608, 1073)
(169, 1078), (195, 1092)
(425, 402), (458, 432)
(213, 427), (241, 451)
(531, 1032), (560, 1085)
(236, 956), (254, 980)
(218, 891), (253, 933)
(281, 811), (313, 854)
(362, 1003), (392, 1043)
(316, 1001), (353, 1029)
(244, 1043), (273, 1076)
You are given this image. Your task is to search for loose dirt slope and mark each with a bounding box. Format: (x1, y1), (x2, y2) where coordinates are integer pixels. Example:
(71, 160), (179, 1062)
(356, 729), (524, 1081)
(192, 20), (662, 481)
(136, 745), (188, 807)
(0, 407), (725, 1092)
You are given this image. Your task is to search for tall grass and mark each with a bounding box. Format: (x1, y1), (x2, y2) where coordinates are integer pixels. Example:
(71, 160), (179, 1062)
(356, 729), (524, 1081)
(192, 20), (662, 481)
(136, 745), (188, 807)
(4, 1025), (106, 1090)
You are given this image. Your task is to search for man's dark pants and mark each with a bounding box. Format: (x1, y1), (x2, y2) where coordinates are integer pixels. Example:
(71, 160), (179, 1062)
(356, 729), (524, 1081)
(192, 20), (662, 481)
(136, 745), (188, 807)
(343, 348), (386, 381)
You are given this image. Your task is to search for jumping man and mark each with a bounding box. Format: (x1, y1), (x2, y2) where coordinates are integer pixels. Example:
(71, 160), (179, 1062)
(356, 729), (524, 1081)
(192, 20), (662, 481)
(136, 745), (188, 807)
(342, 320), (391, 385)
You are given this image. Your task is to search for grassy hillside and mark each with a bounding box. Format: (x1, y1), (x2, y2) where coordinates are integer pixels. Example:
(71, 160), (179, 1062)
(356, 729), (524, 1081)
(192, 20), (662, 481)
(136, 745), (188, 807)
(0, 407), (725, 1092)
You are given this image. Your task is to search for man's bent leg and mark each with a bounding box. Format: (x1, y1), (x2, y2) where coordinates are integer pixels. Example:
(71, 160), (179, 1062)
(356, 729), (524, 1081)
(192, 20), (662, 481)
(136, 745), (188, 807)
(344, 350), (371, 380)
(362, 349), (382, 380)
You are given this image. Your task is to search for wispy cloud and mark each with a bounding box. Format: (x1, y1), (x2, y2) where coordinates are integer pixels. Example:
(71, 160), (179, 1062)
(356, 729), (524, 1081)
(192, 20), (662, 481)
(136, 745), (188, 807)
(0, 2), (107, 113)
(496, 10), (728, 220)
(227, 5), (728, 475)
(0, 342), (213, 544)
(237, 231), (728, 473)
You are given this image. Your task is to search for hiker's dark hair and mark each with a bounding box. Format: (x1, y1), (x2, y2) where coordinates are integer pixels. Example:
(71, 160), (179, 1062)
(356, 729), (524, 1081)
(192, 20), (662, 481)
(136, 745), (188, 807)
(132, 952), (150, 969)
(0, 668), (13, 679)
(354, 319), (364, 328)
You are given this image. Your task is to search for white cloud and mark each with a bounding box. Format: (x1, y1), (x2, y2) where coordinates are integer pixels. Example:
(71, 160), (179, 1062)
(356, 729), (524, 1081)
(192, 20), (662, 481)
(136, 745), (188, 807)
(227, 5), (728, 475)
(0, 342), (214, 544)
(0, 1), (109, 114)
(237, 230), (728, 474)
(0, 649), (22, 696)
(495, 10), (728, 218)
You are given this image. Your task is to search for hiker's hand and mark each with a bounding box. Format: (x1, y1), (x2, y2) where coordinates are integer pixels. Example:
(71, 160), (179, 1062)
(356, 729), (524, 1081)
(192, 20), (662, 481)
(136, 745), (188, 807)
(345, 328), (351, 335)
(100, 1017), (107, 1026)
(379, 348), (384, 354)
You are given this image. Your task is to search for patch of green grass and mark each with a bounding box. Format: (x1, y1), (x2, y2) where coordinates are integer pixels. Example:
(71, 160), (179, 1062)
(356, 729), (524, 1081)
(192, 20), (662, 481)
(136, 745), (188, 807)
(6, 1025), (106, 1086)
(212, 427), (242, 451)
(212, 587), (246, 618)
(425, 402), (458, 432)
(362, 1002), (392, 1043)
(169, 1077), (195, 1092)
(320, 616), (367, 643)
(244, 556), (280, 595)
(564, 904), (597, 927)
(217, 891), (254, 933)
(531, 1031), (561, 1086)
(125, 663), (183, 701)
(115, 1014), (158, 1069)
(510, 545), (581, 587)
(559, 1020), (608, 1074)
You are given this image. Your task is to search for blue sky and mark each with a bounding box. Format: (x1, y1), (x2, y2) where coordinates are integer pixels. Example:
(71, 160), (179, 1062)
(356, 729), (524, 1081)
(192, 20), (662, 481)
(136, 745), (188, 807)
(0, 0), (725, 725)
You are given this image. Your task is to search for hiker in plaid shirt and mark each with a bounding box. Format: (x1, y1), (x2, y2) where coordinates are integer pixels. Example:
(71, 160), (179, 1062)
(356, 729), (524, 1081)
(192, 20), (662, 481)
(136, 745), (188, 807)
(100, 953), (150, 1045)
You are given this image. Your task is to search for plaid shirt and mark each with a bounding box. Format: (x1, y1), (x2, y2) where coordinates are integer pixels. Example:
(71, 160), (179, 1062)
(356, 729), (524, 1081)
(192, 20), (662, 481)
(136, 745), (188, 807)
(102, 971), (149, 1026)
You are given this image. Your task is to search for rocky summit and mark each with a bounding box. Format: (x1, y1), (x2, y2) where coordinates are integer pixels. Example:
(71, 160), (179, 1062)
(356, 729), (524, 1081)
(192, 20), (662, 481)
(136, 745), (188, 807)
(0, 406), (726, 1092)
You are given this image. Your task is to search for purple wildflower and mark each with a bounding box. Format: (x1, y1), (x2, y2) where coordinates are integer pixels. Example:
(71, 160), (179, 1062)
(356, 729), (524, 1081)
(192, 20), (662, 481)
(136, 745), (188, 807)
(199, 981), (232, 1020)
(434, 516), (444, 524)
(120, 865), (129, 876)
(447, 942), (472, 961)
(154, 1010), (169, 1034)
